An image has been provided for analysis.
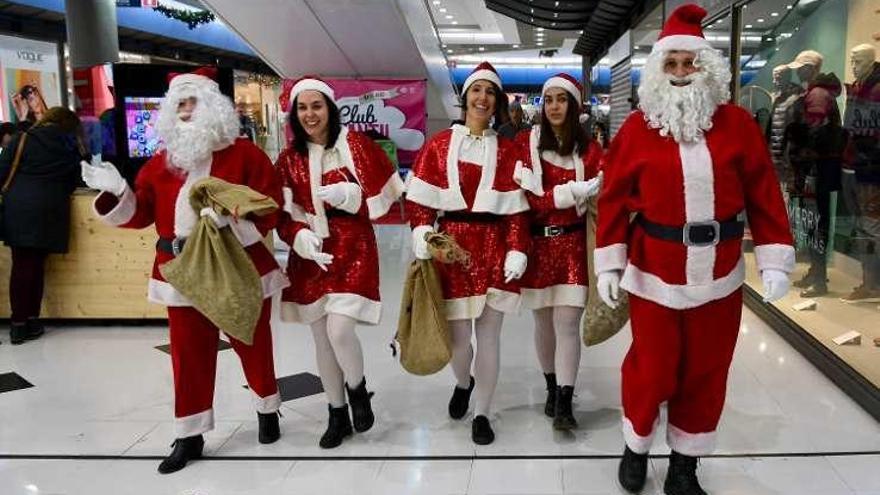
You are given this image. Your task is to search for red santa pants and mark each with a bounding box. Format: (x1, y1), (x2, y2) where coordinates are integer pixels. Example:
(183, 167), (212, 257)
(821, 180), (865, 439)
(622, 289), (742, 456)
(167, 299), (280, 438)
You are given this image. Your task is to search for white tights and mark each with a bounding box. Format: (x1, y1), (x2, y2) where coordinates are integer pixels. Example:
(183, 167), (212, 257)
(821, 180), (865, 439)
(310, 314), (365, 407)
(449, 307), (504, 417)
(533, 306), (583, 387)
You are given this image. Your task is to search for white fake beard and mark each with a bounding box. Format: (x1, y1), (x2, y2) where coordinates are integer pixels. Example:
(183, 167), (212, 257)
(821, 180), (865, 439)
(165, 119), (217, 172)
(639, 71), (720, 143)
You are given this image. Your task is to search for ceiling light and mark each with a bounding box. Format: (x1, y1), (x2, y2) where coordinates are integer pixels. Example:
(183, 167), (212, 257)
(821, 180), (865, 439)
(745, 24), (753, 28)
(432, 0), (440, 4)
(513, 44), (520, 48)
(445, 15), (453, 19)
(442, 44), (447, 48)
(452, 20), (458, 24)
(757, 18), (765, 22)
(447, 49), (453, 53)
(537, 42), (544, 46)
(439, 7), (447, 12)
(787, 4), (793, 9)
(478, 46), (485, 51)
(771, 12), (779, 16)
(579, 30), (583, 34)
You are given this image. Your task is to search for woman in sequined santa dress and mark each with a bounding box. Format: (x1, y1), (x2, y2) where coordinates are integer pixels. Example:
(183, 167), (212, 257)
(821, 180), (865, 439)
(407, 62), (530, 445)
(514, 74), (603, 431)
(276, 77), (404, 449)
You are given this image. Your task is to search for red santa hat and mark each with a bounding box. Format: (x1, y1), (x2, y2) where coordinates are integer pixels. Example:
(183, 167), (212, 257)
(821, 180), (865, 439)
(462, 61), (503, 94)
(652, 4), (712, 54)
(289, 76), (335, 103)
(167, 66), (219, 90)
(542, 73), (583, 106)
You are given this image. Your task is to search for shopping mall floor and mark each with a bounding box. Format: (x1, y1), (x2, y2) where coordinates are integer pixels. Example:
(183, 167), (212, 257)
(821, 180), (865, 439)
(1, 226), (878, 495)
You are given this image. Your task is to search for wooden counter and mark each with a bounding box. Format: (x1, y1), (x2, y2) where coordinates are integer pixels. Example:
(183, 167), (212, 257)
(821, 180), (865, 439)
(0, 189), (166, 319)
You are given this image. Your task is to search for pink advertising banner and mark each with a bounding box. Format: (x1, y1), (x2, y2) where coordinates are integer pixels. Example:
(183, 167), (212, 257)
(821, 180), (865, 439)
(281, 78), (427, 165)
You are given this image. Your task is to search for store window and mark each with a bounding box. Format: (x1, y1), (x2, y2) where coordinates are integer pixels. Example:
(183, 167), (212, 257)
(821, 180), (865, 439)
(738, 0), (880, 389)
(631, 3), (665, 107)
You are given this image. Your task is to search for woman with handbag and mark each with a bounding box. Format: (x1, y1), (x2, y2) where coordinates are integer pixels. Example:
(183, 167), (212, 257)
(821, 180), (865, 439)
(513, 74), (603, 430)
(0, 107), (85, 344)
(407, 62), (530, 445)
(276, 77), (404, 449)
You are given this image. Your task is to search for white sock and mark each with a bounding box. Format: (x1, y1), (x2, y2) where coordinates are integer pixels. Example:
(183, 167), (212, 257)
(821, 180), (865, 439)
(553, 306), (583, 387)
(473, 307), (503, 417)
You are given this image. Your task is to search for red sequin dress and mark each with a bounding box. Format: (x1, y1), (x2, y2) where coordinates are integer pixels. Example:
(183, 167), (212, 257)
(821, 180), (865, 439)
(407, 124), (530, 320)
(516, 128), (602, 309)
(277, 127), (405, 325)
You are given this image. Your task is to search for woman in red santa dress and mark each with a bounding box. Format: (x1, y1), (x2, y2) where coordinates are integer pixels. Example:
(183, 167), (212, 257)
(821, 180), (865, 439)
(407, 62), (530, 445)
(276, 77), (404, 449)
(514, 73), (603, 431)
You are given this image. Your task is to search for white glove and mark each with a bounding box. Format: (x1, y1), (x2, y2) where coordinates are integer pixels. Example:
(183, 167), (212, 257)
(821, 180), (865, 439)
(597, 270), (621, 309)
(761, 269), (790, 303)
(412, 225), (433, 260)
(200, 207), (230, 228)
(568, 172), (603, 201)
(503, 250), (528, 283)
(81, 160), (126, 196)
(316, 182), (355, 207)
(293, 229), (333, 271)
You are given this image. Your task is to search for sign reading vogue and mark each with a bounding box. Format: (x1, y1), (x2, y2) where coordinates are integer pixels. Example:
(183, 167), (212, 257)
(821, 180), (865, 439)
(282, 78), (427, 165)
(0, 34), (61, 124)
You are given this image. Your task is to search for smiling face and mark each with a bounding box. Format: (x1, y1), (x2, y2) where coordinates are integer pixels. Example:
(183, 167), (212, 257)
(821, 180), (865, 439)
(464, 80), (497, 129)
(296, 90), (330, 144)
(543, 87), (570, 130)
(176, 96), (197, 122)
(663, 50), (698, 86)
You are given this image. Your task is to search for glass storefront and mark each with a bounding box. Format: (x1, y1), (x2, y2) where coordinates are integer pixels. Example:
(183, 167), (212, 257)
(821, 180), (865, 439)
(735, 0), (880, 392)
(233, 70), (285, 161)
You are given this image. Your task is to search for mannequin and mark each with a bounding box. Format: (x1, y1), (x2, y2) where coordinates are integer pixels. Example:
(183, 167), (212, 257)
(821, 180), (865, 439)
(787, 50), (844, 298)
(842, 44), (880, 301)
(767, 64), (804, 187)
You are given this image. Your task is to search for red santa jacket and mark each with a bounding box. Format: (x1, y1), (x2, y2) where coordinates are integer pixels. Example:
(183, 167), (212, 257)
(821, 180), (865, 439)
(275, 127), (405, 244)
(594, 104), (794, 309)
(514, 126), (602, 223)
(93, 138), (288, 306)
(407, 124), (530, 253)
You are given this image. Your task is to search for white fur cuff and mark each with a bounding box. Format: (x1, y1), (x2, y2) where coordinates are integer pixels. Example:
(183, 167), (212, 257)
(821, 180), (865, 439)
(337, 183), (363, 215)
(754, 243), (795, 274)
(593, 244), (627, 274)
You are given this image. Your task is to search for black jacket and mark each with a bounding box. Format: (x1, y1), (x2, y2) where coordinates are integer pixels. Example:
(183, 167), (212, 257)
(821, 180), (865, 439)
(0, 124), (83, 253)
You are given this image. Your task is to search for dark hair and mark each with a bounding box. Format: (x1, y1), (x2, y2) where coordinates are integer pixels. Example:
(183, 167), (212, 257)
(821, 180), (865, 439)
(460, 81), (510, 131)
(35, 106), (86, 155)
(288, 92), (342, 157)
(538, 92), (587, 157)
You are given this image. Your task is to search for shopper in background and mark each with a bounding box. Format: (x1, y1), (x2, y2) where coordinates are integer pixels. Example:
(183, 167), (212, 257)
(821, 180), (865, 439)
(0, 122), (17, 153)
(0, 107), (85, 344)
(514, 73), (603, 431)
(276, 76), (404, 449)
(407, 62), (529, 445)
(497, 100), (530, 139)
(595, 5), (794, 494)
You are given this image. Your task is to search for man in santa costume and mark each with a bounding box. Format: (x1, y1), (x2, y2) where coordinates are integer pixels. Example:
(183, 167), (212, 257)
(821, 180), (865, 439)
(594, 5), (794, 494)
(81, 67), (288, 474)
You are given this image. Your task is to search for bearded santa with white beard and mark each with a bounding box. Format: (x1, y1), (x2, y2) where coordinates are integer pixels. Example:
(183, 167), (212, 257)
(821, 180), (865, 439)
(81, 67), (288, 475)
(594, 5), (794, 495)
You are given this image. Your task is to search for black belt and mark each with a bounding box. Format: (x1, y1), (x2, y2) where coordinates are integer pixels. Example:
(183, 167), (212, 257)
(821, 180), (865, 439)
(157, 237), (186, 256)
(441, 211), (500, 223)
(326, 209), (357, 218)
(531, 222), (585, 237)
(636, 215), (744, 247)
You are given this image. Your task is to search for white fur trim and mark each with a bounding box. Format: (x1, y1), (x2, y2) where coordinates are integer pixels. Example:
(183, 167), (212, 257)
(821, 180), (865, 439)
(680, 140), (716, 286)
(175, 408), (214, 438)
(667, 423), (717, 456)
(444, 287), (521, 320)
(336, 182), (363, 214)
(307, 140), (330, 238)
(173, 162), (212, 238)
(652, 35), (712, 54)
(93, 186), (136, 226)
(282, 187), (308, 222)
(281, 293), (381, 325)
(472, 188), (529, 214)
(405, 175), (468, 211)
(463, 69), (502, 93)
(622, 416), (656, 455)
(366, 173), (405, 219)
(594, 244), (628, 274)
(754, 243), (795, 273)
(290, 78), (335, 102)
(620, 257), (744, 310)
(529, 126), (544, 191)
(147, 269), (288, 307)
(522, 284), (587, 309)
(253, 391), (281, 414)
(486, 287), (521, 314)
(228, 218), (263, 247)
(543, 76), (582, 106)
(169, 73), (218, 92)
(553, 183), (577, 209)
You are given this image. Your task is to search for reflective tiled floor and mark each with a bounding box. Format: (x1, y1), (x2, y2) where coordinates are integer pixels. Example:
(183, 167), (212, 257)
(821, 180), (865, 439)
(1, 226), (878, 494)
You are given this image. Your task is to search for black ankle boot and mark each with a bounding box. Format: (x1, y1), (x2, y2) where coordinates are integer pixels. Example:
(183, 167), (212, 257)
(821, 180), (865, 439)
(10, 322), (27, 345)
(25, 318), (44, 341)
(552, 385), (577, 431)
(319, 404), (353, 449)
(346, 377), (375, 433)
(618, 445), (649, 493)
(471, 414), (495, 445)
(448, 376), (474, 420)
(157, 435), (204, 474)
(257, 411), (281, 444)
(664, 451), (706, 495)
(543, 373), (557, 417)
